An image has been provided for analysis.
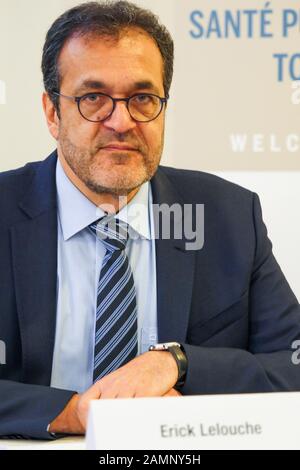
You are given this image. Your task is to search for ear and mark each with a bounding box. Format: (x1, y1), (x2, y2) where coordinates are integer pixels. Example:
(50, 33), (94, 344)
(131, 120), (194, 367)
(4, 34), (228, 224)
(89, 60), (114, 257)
(42, 92), (60, 140)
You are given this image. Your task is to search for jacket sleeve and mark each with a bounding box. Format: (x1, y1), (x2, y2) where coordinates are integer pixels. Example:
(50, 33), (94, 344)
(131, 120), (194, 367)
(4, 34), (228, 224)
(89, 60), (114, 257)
(180, 193), (300, 395)
(0, 380), (76, 439)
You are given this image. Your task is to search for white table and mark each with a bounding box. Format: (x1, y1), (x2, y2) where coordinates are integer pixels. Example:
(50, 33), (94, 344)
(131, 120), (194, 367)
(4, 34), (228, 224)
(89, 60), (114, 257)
(0, 436), (86, 450)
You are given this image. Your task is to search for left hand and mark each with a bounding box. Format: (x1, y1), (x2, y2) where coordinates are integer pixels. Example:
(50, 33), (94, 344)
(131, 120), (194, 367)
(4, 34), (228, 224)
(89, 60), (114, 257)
(93, 350), (179, 399)
(49, 352), (181, 434)
(163, 388), (182, 397)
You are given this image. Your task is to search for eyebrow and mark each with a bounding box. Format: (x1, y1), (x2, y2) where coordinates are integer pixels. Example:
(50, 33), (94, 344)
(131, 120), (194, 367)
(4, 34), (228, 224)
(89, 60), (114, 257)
(74, 79), (162, 96)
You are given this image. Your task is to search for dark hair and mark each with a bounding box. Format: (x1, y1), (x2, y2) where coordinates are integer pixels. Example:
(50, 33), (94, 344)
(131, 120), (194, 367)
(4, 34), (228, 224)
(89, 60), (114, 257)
(41, 0), (174, 113)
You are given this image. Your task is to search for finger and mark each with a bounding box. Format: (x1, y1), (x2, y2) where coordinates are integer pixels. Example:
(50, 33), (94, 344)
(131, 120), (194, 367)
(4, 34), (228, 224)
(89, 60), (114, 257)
(83, 381), (103, 401)
(99, 385), (122, 399)
(115, 389), (136, 399)
(163, 388), (182, 397)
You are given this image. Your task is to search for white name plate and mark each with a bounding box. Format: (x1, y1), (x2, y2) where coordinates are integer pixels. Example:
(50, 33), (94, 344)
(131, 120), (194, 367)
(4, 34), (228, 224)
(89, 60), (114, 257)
(86, 392), (300, 450)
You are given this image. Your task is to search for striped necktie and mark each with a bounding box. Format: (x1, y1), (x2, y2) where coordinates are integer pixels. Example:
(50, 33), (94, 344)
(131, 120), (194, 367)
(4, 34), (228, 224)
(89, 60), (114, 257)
(90, 216), (138, 382)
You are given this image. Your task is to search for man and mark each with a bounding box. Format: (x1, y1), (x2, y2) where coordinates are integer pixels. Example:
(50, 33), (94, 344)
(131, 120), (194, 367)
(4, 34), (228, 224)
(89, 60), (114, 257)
(0, 0), (300, 439)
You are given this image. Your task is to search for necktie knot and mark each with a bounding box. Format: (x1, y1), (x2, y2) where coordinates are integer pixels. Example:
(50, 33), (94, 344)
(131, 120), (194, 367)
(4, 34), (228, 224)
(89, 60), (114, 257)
(90, 216), (129, 252)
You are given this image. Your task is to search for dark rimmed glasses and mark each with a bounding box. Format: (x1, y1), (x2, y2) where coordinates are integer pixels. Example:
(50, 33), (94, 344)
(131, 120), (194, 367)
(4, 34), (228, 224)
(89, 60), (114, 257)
(53, 91), (168, 123)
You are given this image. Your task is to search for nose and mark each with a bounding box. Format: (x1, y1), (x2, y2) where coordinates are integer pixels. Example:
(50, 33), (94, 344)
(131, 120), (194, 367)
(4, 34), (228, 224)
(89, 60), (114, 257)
(102, 100), (137, 133)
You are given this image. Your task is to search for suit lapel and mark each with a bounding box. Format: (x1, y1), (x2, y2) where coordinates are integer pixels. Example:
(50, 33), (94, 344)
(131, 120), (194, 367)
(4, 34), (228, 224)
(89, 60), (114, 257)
(151, 168), (196, 343)
(11, 152), (58, 385)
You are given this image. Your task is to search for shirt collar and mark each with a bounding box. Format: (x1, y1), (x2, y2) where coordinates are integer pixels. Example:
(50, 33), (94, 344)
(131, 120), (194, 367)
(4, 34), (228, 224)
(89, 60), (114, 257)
(56, 157), (151, 241)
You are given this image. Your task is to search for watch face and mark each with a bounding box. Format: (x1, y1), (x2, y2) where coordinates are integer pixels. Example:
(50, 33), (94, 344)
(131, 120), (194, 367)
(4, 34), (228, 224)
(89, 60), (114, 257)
(150, 342), (181, 351)
(165, 342), (181, 349)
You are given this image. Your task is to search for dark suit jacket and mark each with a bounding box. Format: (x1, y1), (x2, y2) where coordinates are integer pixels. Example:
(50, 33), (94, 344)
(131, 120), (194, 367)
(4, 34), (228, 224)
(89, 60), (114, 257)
(0, 150), (300, 439)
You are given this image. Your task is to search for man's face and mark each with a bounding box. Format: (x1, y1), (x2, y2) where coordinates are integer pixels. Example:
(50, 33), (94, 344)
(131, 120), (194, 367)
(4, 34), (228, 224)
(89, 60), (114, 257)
(55, 28), (166, 196)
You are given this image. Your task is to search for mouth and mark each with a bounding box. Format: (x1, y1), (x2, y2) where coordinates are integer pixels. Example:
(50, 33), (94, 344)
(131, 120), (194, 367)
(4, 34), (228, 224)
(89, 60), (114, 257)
(101, 144), (139, 152)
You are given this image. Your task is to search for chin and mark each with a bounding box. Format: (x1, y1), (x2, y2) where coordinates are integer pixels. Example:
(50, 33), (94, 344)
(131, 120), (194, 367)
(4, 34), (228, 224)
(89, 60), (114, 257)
(85, 174), (145, 196)
(95, 168), (147, 186)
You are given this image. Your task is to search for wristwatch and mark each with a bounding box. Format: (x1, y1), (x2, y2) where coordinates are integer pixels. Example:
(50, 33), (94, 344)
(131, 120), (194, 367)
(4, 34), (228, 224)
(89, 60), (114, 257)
(148, 342), (188, 389)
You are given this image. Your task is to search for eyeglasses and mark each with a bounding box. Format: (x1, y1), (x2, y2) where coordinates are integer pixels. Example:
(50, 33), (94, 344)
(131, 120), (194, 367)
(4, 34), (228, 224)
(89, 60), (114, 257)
(53, 91), (168, 123)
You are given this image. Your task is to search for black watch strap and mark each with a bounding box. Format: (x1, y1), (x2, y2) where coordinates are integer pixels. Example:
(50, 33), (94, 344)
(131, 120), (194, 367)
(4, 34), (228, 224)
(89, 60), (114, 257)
(149, 342), (188, 389)
(168, 344), (187, 389)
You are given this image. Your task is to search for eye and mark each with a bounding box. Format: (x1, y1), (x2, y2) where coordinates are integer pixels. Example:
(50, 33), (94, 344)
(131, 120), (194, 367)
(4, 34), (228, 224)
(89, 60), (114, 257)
(134, 94), (152, 104)
(83, 93), (100, 103)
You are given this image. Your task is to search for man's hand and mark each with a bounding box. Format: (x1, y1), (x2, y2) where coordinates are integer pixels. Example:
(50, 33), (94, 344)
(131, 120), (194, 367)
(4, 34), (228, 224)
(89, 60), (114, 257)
(49, 350), (181, 434)
(93, 350), (179, 399)
(163, 388), (182, 397)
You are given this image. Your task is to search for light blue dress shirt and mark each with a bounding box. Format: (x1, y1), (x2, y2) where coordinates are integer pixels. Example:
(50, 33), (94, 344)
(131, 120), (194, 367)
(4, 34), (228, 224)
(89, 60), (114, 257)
(50, 158), (157, 393)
